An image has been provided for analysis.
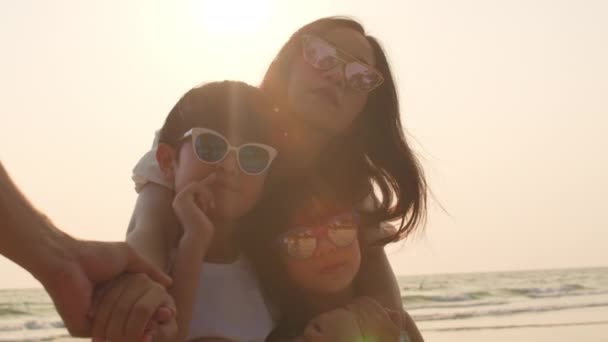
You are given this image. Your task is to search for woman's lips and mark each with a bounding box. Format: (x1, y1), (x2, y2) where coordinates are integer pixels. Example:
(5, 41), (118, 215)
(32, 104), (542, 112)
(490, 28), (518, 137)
(311, 88), (340, 106)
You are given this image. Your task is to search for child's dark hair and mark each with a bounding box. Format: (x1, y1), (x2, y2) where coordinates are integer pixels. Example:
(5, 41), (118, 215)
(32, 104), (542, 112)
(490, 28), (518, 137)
(158, 81), (282, 155)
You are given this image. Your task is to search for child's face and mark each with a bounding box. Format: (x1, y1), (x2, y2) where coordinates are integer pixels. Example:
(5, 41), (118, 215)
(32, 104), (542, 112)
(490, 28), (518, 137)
(171, 132), (269, 221)
(280, 212), (362, 295)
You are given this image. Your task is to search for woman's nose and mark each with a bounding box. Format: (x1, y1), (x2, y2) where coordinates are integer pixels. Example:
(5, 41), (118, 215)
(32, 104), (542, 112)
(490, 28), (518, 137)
(314, 236), (337, 257)
(322, 64), (346, 89)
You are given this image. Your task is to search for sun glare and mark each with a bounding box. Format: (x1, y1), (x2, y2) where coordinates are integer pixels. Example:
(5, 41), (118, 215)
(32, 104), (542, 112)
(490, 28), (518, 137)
(192, 0), (275, 37)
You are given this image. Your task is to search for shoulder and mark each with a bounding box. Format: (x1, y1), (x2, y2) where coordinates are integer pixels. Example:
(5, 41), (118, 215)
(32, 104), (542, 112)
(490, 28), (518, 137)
(355, 194), (398, 244)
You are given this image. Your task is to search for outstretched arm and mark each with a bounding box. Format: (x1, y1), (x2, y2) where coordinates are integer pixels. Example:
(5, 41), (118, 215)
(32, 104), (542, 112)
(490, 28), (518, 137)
(0, 162), (171, 337)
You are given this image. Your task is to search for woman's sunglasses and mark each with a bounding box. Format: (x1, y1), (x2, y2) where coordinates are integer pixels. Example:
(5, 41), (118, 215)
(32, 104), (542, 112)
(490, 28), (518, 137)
(301, 34), (384, 93)
(278, 212), (360, 260)
(182, 128), (278, 175)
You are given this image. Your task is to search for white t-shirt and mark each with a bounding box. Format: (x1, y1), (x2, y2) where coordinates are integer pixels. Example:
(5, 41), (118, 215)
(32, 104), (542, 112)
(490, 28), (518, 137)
(186, 256), (275, 341)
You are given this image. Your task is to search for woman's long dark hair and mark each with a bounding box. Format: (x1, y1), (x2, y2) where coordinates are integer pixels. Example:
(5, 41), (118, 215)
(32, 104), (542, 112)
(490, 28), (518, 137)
(260, 17), (427, 242)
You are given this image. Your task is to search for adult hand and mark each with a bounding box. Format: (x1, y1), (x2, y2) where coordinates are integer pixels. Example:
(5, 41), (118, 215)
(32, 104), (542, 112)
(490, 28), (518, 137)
(39, 238), (172, 337)
(0, 162), (171, 337)
(90, 273), (177, 342)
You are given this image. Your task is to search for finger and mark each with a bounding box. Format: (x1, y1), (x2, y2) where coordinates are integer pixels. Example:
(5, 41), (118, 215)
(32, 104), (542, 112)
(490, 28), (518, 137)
(174, 181), (213, 214)
(178, 173), (217, 198)
(354, 296), (389, 322)
(152, 306), (175, 324)
(122, 244), (172, 287)
(124, 284), (173, 340)
(197, 187), (215, 209)
(198, 171), (217, 187)
(91, 277), (128, 340)
(354, 296), (386, 314)
(303, 321), (325, 342)
(194, 188), (214, 212)
(145, 319), (159, 335)
(156, 317), (179, 342)
(385, 308), (405, 328)
(88, 282), (111, 319)
(105, 275), (152, 341)
(139, 320), (158, 342)
(139, 334), (152, 342)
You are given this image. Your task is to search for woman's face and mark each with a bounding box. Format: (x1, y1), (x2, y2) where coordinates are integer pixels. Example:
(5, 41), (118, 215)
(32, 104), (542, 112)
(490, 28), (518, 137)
(286, 27), (376, 136)
(280, 213), (362, 295)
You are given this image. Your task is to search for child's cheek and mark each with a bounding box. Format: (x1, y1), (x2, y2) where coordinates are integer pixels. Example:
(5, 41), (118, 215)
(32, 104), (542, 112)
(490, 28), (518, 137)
(346, 238), (362, 275)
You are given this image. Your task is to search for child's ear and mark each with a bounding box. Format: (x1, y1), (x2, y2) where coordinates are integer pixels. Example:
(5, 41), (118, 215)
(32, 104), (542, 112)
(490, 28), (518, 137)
(156, 143), (177, 181)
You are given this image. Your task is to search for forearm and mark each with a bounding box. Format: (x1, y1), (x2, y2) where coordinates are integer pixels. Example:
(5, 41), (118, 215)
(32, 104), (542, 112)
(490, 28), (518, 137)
(402, 310), (424, 342)
(126, 184), (178, 270)
(355, 247), (402, 311)
(167, 232), (210, 342)
(0, 162), (73, 281)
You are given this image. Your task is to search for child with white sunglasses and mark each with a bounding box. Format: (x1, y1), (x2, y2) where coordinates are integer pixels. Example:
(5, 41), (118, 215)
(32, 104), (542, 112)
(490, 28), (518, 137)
(90, 81), (281, 341)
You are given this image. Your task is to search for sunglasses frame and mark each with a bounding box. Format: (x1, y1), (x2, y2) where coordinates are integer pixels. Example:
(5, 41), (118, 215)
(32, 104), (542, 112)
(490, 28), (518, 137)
(277, 211), (360, 260)
(301, 34), (385, 93)
(182, 127), (278, 176)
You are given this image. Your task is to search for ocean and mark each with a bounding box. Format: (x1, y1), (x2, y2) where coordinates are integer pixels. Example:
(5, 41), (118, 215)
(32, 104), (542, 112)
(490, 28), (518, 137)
(1, 267), (607, 341)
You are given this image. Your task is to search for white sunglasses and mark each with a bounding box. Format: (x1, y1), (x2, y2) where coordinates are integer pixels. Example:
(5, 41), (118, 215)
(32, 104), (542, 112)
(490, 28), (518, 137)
(182, 128), (278, 175)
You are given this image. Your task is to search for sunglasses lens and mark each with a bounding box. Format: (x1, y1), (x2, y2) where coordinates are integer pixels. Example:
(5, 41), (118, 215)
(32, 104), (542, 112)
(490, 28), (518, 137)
(194, 132), (228, 163)
(328, 227), (357, 247)
(345, 62), (383, 92)
(304, 36), (339, 70)
(239, 145), (271, 174)
(283, 235), (317, 259)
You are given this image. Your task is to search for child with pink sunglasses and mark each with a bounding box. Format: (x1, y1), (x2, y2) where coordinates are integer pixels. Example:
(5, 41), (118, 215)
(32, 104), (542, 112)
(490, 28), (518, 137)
(243, 180), (424, 342)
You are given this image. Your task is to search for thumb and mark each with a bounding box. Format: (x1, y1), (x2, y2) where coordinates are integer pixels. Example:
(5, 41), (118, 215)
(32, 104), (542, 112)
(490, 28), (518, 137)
(303, 319), (325, 342)
(385, 308), (405, 328)
(152, 306), (175, 323)
(123, 244), (172, 287)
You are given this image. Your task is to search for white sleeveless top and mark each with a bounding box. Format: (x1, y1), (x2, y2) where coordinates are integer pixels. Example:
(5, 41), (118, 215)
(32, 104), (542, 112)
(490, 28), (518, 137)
(186, 256), (276, 341)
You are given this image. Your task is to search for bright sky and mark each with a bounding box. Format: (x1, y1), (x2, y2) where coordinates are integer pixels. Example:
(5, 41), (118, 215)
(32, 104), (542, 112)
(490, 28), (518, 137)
(1, 0), (607, 289)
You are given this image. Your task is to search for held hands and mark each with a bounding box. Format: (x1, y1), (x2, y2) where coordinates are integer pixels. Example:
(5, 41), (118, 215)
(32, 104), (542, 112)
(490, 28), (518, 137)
(40, 239), (172, 338)
(90, 273), (177, 342)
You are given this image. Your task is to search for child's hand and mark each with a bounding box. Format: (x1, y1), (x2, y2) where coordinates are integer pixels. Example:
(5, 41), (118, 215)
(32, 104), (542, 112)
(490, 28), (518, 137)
(90, 273), (177, 342)
(301, 297), (404, 342)
(345, 296), (403, 342)
(301, 307), (362, 342)
(172, 173), (217, 243)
